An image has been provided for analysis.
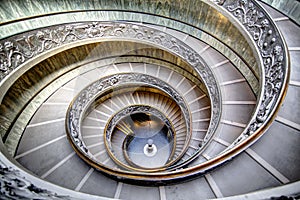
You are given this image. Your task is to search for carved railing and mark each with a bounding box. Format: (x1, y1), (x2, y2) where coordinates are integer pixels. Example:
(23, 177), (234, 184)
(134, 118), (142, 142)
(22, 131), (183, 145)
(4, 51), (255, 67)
(217, 0), (289, 149)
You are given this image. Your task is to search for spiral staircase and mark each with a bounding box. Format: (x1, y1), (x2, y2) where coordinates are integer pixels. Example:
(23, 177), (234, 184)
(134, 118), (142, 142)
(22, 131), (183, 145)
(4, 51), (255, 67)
(0, 0), (299, 199)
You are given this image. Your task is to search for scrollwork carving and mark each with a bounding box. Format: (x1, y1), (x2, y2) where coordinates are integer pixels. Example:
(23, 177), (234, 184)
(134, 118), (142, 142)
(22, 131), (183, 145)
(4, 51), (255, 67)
(223, 0), (287, 144)
(0, 41), (27, 78)
(213, 0), (226, 5)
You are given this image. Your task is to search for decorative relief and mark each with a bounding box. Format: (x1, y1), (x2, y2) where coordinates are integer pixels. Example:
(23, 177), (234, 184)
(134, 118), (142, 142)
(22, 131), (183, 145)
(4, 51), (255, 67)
(212, 0), (226, 5)
(227, 0), (277, 49)
(224, 0), (287, 144)
(0, 160), (71, 199)
(0, 41), (28, 77)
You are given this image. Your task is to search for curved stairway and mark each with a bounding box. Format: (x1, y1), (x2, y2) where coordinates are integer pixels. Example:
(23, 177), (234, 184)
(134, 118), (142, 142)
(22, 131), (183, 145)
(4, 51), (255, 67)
(0, 0), (299, 199)
(12, 31), (257, 198)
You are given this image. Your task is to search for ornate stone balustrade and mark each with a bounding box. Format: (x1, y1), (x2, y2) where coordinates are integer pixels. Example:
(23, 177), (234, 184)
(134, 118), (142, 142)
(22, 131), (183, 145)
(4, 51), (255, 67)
(0, 0), (290, 194)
